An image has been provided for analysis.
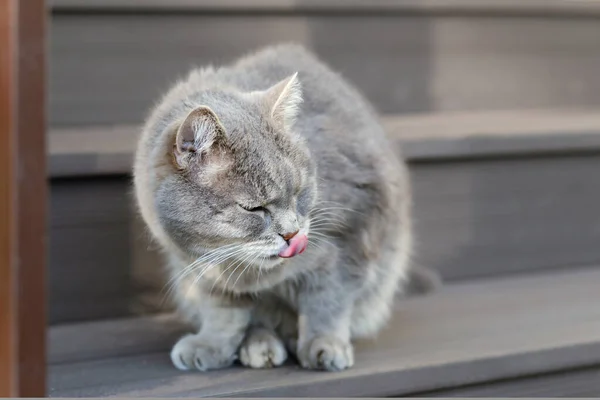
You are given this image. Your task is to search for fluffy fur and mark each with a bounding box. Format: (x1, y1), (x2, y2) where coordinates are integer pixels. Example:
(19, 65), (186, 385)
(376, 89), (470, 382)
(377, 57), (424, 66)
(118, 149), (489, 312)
(133, 44), (420, 372)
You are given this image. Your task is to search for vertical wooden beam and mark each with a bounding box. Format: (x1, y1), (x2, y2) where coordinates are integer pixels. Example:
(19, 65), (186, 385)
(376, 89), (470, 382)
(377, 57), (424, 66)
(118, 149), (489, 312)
(0, 0), (47, 396)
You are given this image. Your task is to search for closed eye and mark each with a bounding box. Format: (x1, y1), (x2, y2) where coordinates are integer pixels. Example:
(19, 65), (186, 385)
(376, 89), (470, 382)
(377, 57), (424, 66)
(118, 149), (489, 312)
(237, 204), (267, 213)
(237, 203), (271, 228)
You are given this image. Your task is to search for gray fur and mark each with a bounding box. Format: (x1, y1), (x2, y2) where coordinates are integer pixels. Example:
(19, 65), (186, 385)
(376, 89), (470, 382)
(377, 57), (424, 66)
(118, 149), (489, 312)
(133, 44), (418, 372)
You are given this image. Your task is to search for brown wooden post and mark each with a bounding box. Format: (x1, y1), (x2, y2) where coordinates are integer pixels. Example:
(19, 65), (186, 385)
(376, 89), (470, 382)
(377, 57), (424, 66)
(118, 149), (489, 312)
(0, 0), (47, 396)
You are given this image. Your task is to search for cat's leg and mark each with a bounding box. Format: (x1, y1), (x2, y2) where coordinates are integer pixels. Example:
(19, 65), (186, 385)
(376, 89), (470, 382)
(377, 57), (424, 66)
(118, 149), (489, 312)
(238, 296), (295, 369)
(351, 240), (417, 339)
(170, 295), (251, 371)
(239, 326), (287, 369)
(296, 276), (355, 372)
(350, 286), (395, 339)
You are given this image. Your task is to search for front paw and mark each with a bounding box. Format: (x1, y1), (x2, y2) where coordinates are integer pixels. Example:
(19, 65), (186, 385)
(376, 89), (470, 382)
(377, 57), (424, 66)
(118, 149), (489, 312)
(239, 328), (287, 369)
(298, 335), (354, 371)
(170, 334), (237, 371)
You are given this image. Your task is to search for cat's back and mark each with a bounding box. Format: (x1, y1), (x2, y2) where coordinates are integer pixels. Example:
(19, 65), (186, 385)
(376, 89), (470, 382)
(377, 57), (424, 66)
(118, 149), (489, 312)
(220, 44), (396, 163)
(209, 45), (375, 129)
(217, 44), (355, 102)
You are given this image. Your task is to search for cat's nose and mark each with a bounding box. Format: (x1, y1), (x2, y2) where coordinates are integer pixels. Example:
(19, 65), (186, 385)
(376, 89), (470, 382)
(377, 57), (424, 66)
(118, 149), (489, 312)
(280, 230), (299, 243)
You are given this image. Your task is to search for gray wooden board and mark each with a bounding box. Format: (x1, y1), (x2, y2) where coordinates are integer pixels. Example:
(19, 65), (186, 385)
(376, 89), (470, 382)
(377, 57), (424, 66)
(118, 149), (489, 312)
(411, 155), (600, 280)
(48, 225), (133, 322)
(47, 0), (600, 16)
(49, 12), (600, 126)
(48, 267), (600, 397)
(49, 314), (187, 365)
(47, 153), (600, 323)
(49, 178), (137, 323)
(47, 110), (600, 177)
(50, 177), (133, 228)
(415, 367), (600, 397)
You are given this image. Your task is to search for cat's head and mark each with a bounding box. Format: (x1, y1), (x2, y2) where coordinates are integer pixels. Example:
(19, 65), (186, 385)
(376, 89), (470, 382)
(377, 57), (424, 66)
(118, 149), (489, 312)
(155, 73), (317, 269)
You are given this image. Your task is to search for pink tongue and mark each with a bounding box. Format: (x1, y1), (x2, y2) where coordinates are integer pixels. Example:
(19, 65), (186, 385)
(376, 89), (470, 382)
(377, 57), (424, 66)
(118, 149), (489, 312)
(278, 234), (308, 258)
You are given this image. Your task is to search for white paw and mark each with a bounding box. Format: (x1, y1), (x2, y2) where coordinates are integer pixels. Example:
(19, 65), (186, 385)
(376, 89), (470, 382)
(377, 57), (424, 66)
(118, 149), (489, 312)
(239, 329), (287, 369)
(170, 334), (237, 371)
(298, 335), (354, 371)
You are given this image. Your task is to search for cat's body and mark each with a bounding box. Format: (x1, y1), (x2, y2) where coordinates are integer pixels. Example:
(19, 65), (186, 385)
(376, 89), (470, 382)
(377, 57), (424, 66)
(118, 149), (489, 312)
(134, 44), (418, 371)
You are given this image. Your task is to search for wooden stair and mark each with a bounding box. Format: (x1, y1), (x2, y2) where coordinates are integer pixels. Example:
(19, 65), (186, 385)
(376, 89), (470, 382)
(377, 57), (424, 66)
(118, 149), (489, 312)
(47, 109), (600, 396)
(48, 267), (600, 397)
(47, 109), (600, 323)
(46, 0), (600, 396)
(49, 0), (600, 126)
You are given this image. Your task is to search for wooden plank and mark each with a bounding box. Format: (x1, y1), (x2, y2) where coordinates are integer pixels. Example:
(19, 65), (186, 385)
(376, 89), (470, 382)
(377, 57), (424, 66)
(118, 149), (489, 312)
(48, 13), (600, 126)
(49, 314), (186, 365)
(47, 110), (600, 177)
(412, 155), (600, 280)
(46, 153), (600, 323)
(49, 226), (133, 322)
(48, 0), (600, 17)
(416, 367), (600, 397)
(0, 0), (47, 396)
(48, 267), (600, 397)
(50, 177), (133, 228)
(48, 177), (166, 323)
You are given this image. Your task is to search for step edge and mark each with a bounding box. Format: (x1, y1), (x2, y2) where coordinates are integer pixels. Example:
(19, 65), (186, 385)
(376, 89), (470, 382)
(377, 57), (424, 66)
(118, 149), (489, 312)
(49, 0), (600, 18)
(48, 110), (600, 177)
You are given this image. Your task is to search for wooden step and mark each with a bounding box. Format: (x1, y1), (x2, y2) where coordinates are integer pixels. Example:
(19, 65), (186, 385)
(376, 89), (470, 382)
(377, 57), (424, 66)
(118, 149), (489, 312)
(48, 267), (600, 397)
(48, 0), (600, 15)
(46, 110), (600, 323)
(48, 1), (600, 126)
(48, 109), (600, 177)
(415, 367), (600, 397)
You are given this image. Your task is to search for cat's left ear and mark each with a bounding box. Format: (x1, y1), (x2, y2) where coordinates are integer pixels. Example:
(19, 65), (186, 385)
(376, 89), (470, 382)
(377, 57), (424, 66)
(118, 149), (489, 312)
(173, 106), (229, 170)
(263, 72), (303, 130)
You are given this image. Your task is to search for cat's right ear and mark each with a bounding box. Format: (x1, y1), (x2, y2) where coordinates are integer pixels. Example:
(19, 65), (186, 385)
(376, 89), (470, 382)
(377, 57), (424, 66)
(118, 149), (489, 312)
(173, 106), (228, 169)
(263, 72), (303, 131)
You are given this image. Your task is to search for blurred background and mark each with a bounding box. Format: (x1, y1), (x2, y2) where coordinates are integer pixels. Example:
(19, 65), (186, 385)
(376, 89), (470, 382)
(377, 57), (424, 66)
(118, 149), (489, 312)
(44, 0), (600, 397)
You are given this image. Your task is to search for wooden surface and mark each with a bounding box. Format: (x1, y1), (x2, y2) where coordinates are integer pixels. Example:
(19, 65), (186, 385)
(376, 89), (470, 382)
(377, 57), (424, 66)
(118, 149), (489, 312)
(49, 314), (186, 365)
(47, 132), (600, 323)
(47, 110), (600, 177)
(0, 0), (47, 396)
(417, 367), (600, 397)
(48, 177), (145, 323)
(49, 267), (600, 397)
(48, 0), (600, 16)
(48, 11), (600, 126)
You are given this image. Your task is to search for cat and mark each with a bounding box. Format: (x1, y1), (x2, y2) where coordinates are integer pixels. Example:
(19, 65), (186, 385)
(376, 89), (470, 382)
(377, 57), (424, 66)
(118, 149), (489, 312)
(133, 44), (437, 372)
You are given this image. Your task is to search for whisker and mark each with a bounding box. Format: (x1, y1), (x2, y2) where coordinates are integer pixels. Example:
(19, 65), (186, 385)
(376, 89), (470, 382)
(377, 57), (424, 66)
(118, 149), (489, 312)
(309, 211), (348, 220)
(256, 255), (265, 288)
(313, 206), (364, 215)
(309, 239), (335, 252)
(232, 259), (253, 292)
(223, 251), (255, 291)
(208, 252), (249, 295)
(310, 218), (348, 225)
(164, 248), (235, 291)
(161, 244), (247, 300)
(232, 252), (263, 292)
(194, 247), (249, 283)
(309, 222), (348, 231)
(309, 221), (345, 228)
(306, 240), (326, 252)
(166, 243), (241, 285)
(309, 219), (347, 228)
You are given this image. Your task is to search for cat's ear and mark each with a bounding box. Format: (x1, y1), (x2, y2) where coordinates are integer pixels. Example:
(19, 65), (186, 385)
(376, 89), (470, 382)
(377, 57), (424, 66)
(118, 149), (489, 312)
(174, 106), (228, 169)
(264, 72), (303, 130)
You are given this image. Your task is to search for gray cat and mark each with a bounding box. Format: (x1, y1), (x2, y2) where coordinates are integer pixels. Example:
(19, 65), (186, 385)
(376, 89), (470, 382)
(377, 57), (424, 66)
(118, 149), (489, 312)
(134, 44), (436, 372)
